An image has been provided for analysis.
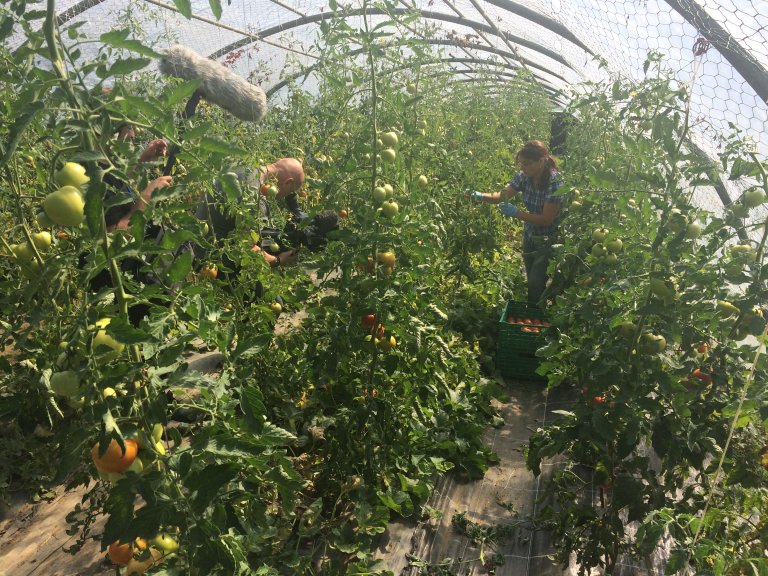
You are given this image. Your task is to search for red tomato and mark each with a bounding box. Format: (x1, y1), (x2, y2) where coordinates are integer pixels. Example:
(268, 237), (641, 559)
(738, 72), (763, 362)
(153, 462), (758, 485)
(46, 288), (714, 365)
(691, 368), (712, 385)
(361, 314), (375, 329)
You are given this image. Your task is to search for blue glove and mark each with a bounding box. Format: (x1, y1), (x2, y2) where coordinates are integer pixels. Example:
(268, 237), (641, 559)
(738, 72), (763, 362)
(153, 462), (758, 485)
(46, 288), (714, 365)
(499, 203), (518, 217)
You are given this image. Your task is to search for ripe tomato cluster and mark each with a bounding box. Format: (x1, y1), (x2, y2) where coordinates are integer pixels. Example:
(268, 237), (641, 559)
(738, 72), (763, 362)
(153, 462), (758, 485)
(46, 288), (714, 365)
(506, 316), (551, 333)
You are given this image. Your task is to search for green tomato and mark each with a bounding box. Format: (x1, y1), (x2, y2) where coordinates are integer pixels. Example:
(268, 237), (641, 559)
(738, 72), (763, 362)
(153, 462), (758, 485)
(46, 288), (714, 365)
(591, 228), (608, 243)
(151, 423), (164, 443)
(381, 201), (399, 218)
(43, 186), (85, 227)
(31, 231), (52, 251)
(36, 211), (54, 228)
(617, 321), (636, 340)
(667, 208), (687, 233)
(743, 189), (766, 208)
(55, 162), (90, 189)
(416, 175), (429, 189)
(716, 300), (740, 316)
(10, 242), (34, 262)
(380, 131), (399, 148)
(91, 318), (125, 363)
(67, 396), (86, 409)
(641, 333), (666, 354)
(20, 259), (42, 279)
(685, 221), (702, 239)
(380, 148), (397, 163)
(372, 187), (387, 203)
(606, 238), (623, 253)
(152, 533), (179, 555)
(383, 184), (394, 198)
(730, 202), (749, 218)
(50, 370), (80, 396)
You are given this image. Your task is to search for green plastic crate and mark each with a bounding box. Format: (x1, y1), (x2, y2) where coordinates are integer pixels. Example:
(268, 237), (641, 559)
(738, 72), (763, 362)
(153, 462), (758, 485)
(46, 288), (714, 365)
(496, 301), (549, 381)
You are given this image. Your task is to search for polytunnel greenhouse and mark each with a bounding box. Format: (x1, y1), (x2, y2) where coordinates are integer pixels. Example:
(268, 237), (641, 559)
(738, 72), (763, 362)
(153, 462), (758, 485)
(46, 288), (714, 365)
(1, 0), (767, 574)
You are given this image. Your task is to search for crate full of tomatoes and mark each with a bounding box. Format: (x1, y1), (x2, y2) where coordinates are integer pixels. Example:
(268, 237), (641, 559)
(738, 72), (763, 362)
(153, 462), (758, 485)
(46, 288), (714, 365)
(496, 301), (552, 381)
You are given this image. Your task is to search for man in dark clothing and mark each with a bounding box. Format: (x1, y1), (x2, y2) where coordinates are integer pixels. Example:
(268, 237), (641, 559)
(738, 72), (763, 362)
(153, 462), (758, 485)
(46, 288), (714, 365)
(196, 157), (338, 269)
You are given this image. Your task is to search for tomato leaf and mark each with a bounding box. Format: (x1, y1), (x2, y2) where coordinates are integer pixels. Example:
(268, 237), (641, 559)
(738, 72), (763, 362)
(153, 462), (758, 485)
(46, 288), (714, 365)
(198, 136), (248, 157)
(239, 385), (267, 434)
(100, 31), (163, 58)
(172, 0), (192, 18)
(0, 100), (44, 170)
(164, 78), (202, 107)
(163, 249), (193, 283)
(99, 57), (151, 79)
(53, 428), (91, 483)
(106, 317), (154, 344)
(85, 179), (105, 239)
(208, 0), (222, 19)
(186, 463), (238, 513)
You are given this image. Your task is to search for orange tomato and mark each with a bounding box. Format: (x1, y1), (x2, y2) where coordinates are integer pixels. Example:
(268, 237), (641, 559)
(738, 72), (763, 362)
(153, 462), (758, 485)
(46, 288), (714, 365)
(199, 263), (218, 280)
(339, 209), (349, 218)
(92, 438), (138, 473)
(124, 543), (163, 576)
(108, 540), (133, 566)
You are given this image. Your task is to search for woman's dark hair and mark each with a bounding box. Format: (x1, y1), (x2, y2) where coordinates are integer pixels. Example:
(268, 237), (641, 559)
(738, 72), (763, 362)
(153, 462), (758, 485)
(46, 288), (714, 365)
(516, 140), (558, 191)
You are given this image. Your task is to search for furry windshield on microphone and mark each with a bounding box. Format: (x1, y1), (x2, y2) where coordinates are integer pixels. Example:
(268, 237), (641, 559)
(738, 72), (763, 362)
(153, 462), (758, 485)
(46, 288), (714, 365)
(159, 44), (267, 123)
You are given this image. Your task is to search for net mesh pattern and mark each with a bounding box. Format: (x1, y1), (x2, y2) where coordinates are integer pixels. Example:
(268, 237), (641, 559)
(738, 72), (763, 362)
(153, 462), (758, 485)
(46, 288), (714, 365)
(12, 0), (768, 220)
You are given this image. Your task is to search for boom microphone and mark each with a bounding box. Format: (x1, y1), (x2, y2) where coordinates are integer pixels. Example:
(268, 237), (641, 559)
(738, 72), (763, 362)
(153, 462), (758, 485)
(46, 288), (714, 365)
(159, 44), (267, 123)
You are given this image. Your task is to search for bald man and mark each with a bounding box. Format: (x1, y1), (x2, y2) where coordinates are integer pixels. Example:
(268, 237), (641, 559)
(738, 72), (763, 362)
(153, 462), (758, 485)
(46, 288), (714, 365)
(196, 157), (306, 268)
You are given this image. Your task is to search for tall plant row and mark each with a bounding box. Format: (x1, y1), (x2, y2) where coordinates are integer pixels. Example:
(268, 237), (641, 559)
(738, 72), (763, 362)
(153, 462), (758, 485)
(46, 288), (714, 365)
(527, 55), (767, 575)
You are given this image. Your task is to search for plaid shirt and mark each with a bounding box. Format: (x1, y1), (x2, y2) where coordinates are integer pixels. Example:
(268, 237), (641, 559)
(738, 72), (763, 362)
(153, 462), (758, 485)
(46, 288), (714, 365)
(510, 169), (563, 239)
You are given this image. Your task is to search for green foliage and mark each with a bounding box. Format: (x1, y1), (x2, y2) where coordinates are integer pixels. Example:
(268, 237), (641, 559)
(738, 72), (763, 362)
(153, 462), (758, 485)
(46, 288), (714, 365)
(0, 2), (530, 574)
(527, 55), (768, 574)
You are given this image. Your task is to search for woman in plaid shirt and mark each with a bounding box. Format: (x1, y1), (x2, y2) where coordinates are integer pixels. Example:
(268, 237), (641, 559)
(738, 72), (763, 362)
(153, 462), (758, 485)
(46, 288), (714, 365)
(471, 140), (563, 305)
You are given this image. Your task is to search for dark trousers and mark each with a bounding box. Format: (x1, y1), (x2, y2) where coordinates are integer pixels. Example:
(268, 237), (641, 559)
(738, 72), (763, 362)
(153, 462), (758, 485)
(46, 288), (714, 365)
(523, 235), (552, 306)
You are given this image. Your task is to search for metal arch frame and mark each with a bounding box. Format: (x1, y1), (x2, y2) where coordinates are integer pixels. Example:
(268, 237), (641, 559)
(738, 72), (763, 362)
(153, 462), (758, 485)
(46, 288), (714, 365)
(57, 0), (766, 105)
(208, 7), (585, 74)
(433, 66), (550, 89)
(480, 0), (593, 56)
(265, 38), (571, 98)
(384, 56), (562, 95)
(435, 73), (568, 107)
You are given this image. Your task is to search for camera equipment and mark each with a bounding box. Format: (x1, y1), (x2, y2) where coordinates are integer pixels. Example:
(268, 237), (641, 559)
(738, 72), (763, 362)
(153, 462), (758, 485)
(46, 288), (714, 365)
(279, 210), (340, 252)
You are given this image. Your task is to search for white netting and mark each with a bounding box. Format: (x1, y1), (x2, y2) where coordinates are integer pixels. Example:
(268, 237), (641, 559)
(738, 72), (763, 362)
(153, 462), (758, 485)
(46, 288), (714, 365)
(11, 0), (768, 218)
